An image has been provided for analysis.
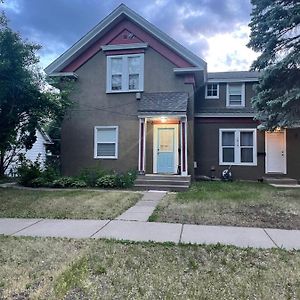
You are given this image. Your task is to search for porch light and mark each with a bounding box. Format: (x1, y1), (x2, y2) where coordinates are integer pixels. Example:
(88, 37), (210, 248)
(274, 127), (282, 132)
(160, 116), (167, 123)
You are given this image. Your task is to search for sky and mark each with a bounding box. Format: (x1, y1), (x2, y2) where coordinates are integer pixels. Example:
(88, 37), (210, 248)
(2, 0), (259, 72)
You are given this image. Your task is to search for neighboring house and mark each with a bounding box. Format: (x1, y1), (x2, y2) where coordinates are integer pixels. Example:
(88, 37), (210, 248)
(5, 130), (53, 176)
(45, 4), (300, 181)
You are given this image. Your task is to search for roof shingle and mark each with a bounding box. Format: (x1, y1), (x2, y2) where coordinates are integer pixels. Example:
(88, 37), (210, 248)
(138, 92), (188, 115)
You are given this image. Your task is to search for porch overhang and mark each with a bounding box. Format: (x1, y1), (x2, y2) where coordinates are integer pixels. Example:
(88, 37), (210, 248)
(137, 92), (188, 117)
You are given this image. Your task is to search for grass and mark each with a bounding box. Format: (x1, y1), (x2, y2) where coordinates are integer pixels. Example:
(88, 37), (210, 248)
(149, 181), (300, 229)
(0, 188), (141, 219)
(0, 236), (299, 299)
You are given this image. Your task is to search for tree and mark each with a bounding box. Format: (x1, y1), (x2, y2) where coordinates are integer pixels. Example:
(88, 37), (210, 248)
(0, 14), (72, 176)
(247, 0), (300, 130)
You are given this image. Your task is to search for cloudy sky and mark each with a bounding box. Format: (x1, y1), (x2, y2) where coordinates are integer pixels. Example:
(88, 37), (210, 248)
(2, 0), (258, 72)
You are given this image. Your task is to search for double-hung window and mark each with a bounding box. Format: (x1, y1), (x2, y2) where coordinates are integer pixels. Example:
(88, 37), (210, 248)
(226, 83), (245, 107)
(107, 54), (144, 93)
(94, 126), (118, 159)
(219, 129), (257, 165)
(205, 83), (219, 99)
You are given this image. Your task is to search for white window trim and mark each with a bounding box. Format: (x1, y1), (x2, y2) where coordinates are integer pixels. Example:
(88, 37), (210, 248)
(106, 54), (144, 93)
(219, 128), (257, 166)
(226, 83), (245, 107)
(205, 83), (219, 99)
(94, 126), (119, 159)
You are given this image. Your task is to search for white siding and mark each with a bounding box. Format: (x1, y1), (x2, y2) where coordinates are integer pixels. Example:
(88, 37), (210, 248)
(25, 130), (47, 163)
(5, 130), (47, 176)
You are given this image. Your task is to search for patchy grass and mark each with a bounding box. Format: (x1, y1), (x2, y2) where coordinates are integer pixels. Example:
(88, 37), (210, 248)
(150, 181), (300, 229)
(0, 188), (141, 219)
(0, 236), (300, 299)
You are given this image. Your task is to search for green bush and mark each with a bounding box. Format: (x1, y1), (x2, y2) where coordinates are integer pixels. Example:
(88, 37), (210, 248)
(96, 174), (117, 188)
(115, 170), (137, 188)
(95, 171), (137, 189)
(17, 159), (43, 186)
(77, 167), (108, 187)
(42, 166), (60, 183)
(52, 177), (74, 188)
(70, 179), (87, 188)
(30, 177), (53, 188)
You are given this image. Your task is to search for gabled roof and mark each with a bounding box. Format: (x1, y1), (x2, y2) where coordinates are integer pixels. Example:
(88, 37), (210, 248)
(45, 4), (206, 75)
(138, 92), (188, 116)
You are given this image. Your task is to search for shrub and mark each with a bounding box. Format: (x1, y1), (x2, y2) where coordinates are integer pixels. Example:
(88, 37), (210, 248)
(70, 179), (87, 188)
(96, 174), (117, 188)
(77, 167), (108, 187)
(52, 177), (74, 188)
(17, 158), (43, 186)
(115, 170), (137, 188)
(30, 177), (53, 188)
(95, 170), (137, 189)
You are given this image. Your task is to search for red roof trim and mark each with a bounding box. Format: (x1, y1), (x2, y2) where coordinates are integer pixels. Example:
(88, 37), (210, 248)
(63, 19), (193, 72)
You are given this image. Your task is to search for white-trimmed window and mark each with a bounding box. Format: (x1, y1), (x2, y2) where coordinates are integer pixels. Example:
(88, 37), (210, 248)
(205, 83), (219, 99)
(106, 54), (144, 93)
(94, 126), (118, 159)
(226, 83), (245, 107)
(219, 129), (257, 166)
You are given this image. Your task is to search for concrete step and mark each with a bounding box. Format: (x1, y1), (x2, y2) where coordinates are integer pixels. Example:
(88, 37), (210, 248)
(135, 179), (190, 186)
(137, 175), (191, 182)
(133, 184), (189, 192)
(263, 177), (298, 185)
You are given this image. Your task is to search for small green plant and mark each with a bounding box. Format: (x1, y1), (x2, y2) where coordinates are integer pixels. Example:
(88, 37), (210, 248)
(30, 177), (52, 188)
(114, 170), (137, 188)
(96, 174), (117, 188)
(70, 179), (87, 188)
(17, 157), (43, 186)
(77, 167), (108, 187)
(52, 177), (74, 188)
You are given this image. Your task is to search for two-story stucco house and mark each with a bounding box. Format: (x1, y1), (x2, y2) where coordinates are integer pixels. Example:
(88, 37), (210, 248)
(45, 4), (300, 188)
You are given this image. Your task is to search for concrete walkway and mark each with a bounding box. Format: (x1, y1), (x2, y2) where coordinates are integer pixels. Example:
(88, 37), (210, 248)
(1, 218), (300, 250)
(0, 190), (300, 250)
(115, 191), (166, 221)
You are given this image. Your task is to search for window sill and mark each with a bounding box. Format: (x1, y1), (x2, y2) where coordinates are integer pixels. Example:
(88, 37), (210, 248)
(205, 96), (219, 99)
(106, 89), (143, 94)
(219, 162), (257, 166)
(225, 106), (246, 109)
(94, 156), (118, 160)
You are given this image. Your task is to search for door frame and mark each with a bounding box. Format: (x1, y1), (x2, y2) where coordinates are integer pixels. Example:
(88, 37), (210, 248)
(153, 124), (179, 174)
(265, 130), (287, 174)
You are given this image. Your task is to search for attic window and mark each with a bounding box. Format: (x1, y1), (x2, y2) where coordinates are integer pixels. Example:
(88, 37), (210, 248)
(106, 54), (144, 93)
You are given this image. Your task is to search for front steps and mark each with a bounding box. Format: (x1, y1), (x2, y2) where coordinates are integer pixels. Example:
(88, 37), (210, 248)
(134, 174), (191, 192)
(263, 176), (298, 185)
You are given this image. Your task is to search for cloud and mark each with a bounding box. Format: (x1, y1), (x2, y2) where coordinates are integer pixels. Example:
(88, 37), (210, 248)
(1, 0), (257, 71)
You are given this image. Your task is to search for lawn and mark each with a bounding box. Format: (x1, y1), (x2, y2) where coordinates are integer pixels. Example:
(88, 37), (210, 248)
(0, 236), (299, 299)
(0, 188), (141, 219)
(149, 181), (300, 229)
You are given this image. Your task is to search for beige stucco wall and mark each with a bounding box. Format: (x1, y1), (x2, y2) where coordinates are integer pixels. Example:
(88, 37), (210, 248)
(61, 47), (196, 176)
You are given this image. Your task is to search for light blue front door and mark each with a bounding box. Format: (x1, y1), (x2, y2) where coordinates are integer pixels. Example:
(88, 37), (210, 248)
(157, 128), (175, 173)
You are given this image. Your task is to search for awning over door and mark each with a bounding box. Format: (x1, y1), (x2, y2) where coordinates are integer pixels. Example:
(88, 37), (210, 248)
(138, 92), (188, 116)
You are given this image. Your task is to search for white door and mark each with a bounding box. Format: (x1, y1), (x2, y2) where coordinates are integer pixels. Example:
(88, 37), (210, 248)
(265, 131), (286, 174)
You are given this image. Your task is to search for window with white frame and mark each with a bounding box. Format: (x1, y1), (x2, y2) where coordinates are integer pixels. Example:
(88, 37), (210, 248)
(94, 126), (118, 159)
(226, 83), (245, 107)
(107, 54), (144, 93)
(205, 83), (219, 98)
(219, 129), (257, 165)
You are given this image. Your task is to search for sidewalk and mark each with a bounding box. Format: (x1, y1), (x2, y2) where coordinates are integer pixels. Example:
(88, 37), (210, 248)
(0, 190), (299, 250)
(1, 217), (300, 250)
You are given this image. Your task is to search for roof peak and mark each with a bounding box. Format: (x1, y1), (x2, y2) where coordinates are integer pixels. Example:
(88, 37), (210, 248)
(45, 4), (206, 74)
